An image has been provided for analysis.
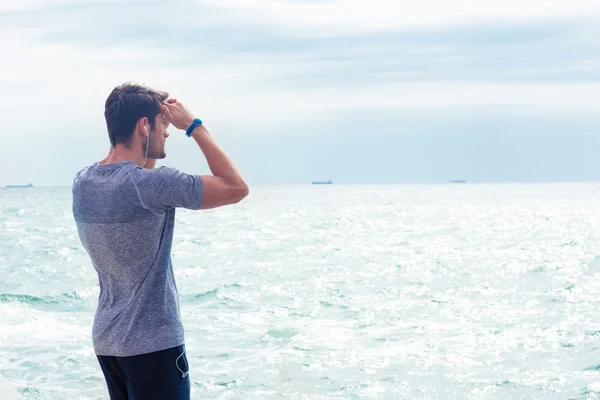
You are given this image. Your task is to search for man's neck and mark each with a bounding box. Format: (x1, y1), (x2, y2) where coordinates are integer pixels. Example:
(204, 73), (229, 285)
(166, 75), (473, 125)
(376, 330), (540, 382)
(100, 146), (156, 168)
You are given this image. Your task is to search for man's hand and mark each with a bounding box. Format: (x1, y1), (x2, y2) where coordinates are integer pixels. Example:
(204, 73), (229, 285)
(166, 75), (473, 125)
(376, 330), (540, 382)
(160, 97), (249, 209)
(161, 99), (195, 131)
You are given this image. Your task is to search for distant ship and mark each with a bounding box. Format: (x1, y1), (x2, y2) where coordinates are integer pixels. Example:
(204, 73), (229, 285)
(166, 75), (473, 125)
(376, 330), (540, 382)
(312, 180), (333, 185)
(6, 183), (33, 188)
(450, 180), (466, 184)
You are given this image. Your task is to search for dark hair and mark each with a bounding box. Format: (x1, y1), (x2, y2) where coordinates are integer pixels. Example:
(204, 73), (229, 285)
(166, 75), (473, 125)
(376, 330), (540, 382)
(104, 82), (168, 147)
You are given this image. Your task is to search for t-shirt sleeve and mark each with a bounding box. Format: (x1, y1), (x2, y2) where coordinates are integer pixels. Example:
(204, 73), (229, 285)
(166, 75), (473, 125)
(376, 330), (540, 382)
(133, 166), (204, 213)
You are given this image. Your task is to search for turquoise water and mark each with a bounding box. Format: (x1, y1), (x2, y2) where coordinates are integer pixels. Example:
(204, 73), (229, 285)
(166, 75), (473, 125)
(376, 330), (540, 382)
(2, 184), (600, 399)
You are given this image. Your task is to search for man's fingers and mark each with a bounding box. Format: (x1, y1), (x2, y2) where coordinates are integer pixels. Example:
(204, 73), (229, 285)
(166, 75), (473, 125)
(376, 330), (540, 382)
(161, 104), (175, 121)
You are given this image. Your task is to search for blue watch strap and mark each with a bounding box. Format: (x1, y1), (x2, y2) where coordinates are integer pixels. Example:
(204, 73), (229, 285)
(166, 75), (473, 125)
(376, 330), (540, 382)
(185, 118), (203, 137)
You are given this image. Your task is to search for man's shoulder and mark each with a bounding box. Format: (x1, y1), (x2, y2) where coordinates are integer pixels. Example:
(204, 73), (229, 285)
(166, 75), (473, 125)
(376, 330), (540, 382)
(72, 162), (141, 197)
(125, 165), (198, 200)
(71, 162), (149, 219)
(72, 164), (95, 191)
(143, 165), (180, 174)
(130, 165), (189, 183)
(73, 163), (93, 180)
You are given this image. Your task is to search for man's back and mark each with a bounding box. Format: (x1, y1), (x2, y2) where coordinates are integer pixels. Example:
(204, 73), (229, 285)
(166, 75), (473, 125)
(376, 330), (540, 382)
(72, 160), (204, 357)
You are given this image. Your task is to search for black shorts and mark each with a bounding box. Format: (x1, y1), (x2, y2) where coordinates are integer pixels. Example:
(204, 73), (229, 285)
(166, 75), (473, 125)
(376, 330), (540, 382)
(96, 345), (190, 400)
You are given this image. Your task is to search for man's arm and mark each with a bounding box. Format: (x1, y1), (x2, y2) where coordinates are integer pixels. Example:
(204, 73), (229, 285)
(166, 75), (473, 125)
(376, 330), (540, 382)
(190, 125), (249, 209)
(161, 100), (249, 209)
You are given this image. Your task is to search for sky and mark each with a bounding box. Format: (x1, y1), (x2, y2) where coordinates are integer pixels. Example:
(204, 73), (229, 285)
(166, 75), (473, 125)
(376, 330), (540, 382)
(1, 0), (600, 185)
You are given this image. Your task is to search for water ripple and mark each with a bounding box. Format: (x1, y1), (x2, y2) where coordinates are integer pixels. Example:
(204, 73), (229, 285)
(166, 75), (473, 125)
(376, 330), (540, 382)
(3, 185), (600, 398)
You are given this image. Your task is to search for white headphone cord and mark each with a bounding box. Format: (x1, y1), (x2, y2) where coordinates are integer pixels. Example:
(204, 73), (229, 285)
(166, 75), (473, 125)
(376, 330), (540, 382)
(142, 132), (149, 167)
(176, 349), (189, 378)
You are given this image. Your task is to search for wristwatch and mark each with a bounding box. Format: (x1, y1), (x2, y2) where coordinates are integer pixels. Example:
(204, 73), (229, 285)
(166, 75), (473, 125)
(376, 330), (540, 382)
(185, 118), (203, 137)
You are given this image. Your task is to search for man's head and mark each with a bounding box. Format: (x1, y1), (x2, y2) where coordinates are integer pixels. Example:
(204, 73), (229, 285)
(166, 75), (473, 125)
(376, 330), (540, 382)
(104, 82), (170, 159)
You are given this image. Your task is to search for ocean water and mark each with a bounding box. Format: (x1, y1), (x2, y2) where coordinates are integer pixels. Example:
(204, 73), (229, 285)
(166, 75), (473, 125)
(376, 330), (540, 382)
(2, 184), (600, 399)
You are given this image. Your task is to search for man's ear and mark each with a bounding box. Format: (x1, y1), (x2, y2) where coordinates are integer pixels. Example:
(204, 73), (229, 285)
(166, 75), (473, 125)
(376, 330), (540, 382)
(137, 117), (149, 135)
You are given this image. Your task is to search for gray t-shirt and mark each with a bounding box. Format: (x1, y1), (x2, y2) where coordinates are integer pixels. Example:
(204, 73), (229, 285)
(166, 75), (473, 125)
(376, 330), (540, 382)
(72, 161), (204, 357)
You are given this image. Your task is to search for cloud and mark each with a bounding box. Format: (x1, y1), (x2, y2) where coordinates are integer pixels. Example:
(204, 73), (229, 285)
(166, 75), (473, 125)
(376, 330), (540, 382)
(0, 0), (51, 12)
(3, 0), (598, 90)
(0, 0), (599, 138)
(195, 0), (600, 35)
(1, 0), (600, 185)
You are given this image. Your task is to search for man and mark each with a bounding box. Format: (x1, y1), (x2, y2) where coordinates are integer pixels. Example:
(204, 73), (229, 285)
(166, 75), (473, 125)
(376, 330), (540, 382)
(72, 82), (249, 399)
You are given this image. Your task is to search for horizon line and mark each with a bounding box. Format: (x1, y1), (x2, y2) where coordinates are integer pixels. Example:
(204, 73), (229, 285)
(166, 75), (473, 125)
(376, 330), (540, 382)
(5, 180), (600, 188)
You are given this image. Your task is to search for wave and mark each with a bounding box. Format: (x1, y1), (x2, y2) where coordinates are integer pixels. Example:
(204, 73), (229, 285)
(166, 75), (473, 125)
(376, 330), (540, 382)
(0, 292), (84, 311)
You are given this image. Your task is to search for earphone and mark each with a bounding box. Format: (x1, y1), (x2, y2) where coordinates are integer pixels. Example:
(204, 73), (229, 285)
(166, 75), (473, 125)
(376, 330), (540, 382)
(142, 125), (150, 167)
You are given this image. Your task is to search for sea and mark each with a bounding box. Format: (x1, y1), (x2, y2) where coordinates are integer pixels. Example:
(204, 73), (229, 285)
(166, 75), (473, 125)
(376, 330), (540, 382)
(1, 183), (600, 400)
